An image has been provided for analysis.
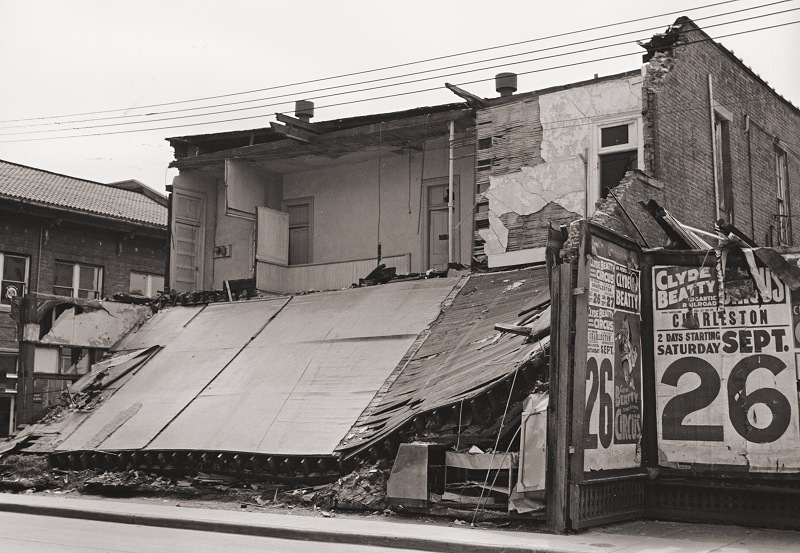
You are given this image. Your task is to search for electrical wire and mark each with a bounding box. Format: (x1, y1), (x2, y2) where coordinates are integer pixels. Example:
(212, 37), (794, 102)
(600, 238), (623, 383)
(2, 3), (794, 135)
(1, 1), (790, 131)
(0, 19), (796, 143)
(0, 0), (749, 124)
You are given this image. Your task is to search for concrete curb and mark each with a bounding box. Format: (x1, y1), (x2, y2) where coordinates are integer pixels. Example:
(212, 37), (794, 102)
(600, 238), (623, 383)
(0, 498), (570, 553)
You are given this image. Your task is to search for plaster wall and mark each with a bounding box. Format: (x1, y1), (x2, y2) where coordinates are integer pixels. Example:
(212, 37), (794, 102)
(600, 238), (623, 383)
(480, 75), (642, 264)
(282, 136), (474, 272)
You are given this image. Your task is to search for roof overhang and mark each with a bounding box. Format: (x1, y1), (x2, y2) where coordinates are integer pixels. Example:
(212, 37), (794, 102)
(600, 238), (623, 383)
(170, 108), (474, 172)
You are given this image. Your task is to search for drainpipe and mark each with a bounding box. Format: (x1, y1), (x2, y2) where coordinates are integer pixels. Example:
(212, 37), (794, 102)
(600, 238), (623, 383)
(165, 185), (173, 293)
(708, 74), (721, 220)
(448, 120), (455, 266)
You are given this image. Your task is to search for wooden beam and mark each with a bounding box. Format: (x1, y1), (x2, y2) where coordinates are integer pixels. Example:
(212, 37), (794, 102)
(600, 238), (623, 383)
(275, 113), (323, 134)
(269, 122), (313, 143)
(494, 322), (531, 336)
(445, 83), (486, 109)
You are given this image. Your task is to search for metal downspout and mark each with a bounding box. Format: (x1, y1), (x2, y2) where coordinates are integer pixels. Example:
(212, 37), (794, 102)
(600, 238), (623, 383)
(448, 120), (455, 266)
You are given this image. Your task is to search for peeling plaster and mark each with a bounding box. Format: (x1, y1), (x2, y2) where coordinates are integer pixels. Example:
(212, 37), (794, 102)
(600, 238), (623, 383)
(484, 75), (642, 262)
(478, 212), (509, 255)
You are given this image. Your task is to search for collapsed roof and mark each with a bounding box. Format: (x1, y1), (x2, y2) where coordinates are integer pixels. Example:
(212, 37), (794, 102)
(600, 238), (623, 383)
(16, 267), (549, 476)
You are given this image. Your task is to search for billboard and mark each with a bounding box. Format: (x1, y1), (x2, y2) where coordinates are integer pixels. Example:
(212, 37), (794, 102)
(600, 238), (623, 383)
(652, 264), (800, 472)
(584, 254), (643, 470)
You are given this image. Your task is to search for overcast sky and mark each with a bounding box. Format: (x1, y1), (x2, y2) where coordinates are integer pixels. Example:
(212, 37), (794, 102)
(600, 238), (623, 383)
(0, 0), (797, 192)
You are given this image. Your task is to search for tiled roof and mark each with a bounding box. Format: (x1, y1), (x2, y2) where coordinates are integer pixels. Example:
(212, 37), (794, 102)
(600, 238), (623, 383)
(0, 159), (167, 227)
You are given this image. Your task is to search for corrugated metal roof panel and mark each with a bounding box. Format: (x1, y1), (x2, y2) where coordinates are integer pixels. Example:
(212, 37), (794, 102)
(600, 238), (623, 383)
(337, 267), (549, 454)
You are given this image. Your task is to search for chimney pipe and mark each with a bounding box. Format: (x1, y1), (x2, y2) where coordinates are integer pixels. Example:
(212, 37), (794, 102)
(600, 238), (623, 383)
(495, 72), (517, 97)
(295, 100), (314, 122)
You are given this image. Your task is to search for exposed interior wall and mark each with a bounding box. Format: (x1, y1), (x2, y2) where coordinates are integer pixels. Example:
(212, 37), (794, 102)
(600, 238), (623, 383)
(214, 162), (283, 288)
(281, 135), (474, 273)
(477, 75), (642, 267)
(171, 132), (475, 289)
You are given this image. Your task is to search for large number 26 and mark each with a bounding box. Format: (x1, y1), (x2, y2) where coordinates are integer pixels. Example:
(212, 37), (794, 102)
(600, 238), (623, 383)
(585, 357), (613, 449)
(661, 355), (792, 444)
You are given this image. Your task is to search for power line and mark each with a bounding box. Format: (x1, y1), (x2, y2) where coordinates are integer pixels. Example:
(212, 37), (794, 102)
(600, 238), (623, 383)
(1, 1), (791, 131)
(0, 19), (796, 144)
(1, 10), (796, 139)
(0, 0), (759, 124)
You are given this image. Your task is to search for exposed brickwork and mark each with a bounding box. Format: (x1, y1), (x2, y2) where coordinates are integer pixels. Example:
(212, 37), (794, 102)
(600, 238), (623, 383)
(0, 205), (166, 351)
(590, 170), (670, 248)
(500, 201), (578, 252)
(643, 20), (800, 244)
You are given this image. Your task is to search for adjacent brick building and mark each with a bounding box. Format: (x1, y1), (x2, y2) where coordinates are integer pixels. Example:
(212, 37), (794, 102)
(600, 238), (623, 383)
(0, 160), (167, 435)
(641, 17), (800, 247)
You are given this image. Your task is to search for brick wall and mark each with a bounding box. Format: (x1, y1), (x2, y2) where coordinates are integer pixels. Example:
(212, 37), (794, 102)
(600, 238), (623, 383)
(0, 206), (166, 351)
(643, 20), (800, 244)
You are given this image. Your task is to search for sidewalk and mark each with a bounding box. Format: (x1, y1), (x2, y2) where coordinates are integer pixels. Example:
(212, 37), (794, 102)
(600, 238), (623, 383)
(0, 493), (797, 553)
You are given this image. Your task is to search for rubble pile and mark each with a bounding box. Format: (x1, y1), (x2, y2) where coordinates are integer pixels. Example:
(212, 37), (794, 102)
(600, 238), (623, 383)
(329, 461), (390, 511)
(0, 455), (55, 492)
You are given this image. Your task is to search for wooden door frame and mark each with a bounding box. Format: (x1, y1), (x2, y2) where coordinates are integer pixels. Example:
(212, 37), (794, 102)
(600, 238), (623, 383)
(422, 176), (460, 270)
(171, 189), (206, 292)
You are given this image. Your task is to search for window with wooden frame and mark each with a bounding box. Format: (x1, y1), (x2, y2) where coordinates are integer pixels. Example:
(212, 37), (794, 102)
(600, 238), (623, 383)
(53, 261), (103, 299)
(284, 198), (313, 265)
(714, 111), (734, 222)
(0, 252), (29, 309)
(588, 116), (643, 214)
(776, 147), (790, 246)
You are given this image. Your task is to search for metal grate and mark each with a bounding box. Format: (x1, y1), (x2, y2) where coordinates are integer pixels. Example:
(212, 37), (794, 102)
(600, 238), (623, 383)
(571, 477), (646, 529)
(647, 481), (800, 530)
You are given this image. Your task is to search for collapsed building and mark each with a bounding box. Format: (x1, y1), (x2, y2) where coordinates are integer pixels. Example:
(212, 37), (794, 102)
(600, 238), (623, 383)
(2, 17), (800, 531)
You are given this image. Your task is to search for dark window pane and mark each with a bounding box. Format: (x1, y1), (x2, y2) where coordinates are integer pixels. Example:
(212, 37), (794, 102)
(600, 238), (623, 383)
(288, 204), (309, 226)
(0, 354), (15, 374)
(79, 265), (98, 289)
(53, 263), (73, 288)
(289, 227), (310, 265)
(2, 255), (26, 281)
(601, 124), (629, 148)
(478, 137), (492, 150)
(600, 151), (637, 198)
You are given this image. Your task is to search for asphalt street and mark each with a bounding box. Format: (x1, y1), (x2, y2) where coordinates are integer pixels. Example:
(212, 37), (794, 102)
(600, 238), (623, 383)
(0, 511), (422, 553)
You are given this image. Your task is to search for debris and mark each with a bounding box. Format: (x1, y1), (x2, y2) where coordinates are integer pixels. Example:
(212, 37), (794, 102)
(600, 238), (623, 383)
(329, 461), (389, 511)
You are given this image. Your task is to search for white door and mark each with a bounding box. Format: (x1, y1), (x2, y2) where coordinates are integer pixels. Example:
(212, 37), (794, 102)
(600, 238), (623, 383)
(427, 183), (457, 271)
(171, 191), (205, 292)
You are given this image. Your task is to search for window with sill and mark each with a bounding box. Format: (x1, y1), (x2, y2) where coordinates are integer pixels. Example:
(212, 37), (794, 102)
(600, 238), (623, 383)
(588, 118), (642, 214)
(776, 147), (791, 246)
(0, 253), (29, 308)
(53, 261), (103, 299)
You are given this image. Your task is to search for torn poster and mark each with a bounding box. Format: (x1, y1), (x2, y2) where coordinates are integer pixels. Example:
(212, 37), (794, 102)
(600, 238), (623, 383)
(652, 264), (800, 472)
(584, 254), (643, 470)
